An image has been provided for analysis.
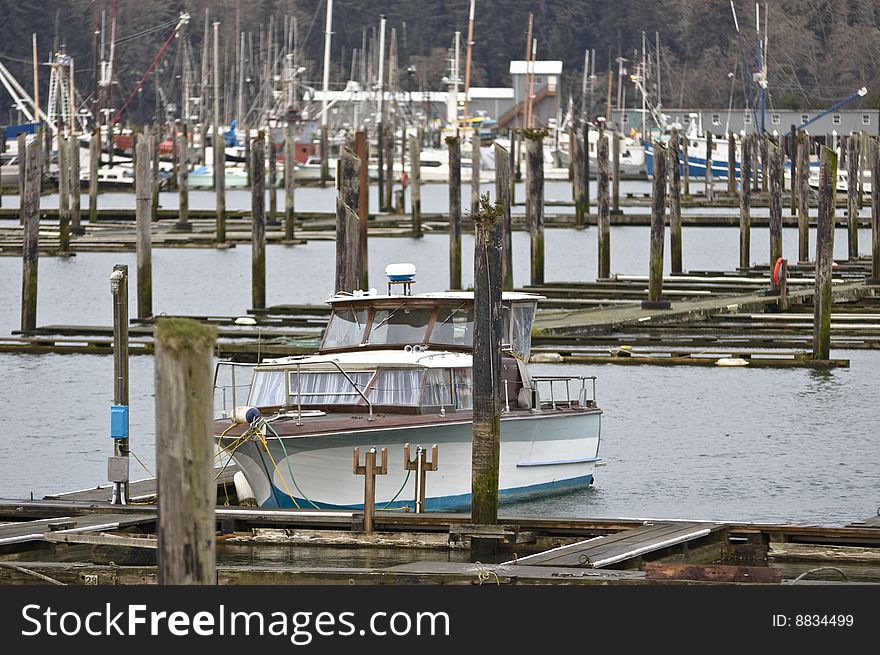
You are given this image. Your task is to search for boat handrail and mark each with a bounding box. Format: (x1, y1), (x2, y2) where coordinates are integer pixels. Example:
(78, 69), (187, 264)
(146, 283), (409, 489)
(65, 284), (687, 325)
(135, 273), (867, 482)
(213, 361), (258, 418)
(530, 375), (597, 411)
(289, 359), (374, 425)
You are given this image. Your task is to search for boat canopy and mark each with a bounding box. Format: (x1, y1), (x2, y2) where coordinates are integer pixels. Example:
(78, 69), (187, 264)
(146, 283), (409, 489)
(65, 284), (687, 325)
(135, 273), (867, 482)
(320, 292), (539, 360)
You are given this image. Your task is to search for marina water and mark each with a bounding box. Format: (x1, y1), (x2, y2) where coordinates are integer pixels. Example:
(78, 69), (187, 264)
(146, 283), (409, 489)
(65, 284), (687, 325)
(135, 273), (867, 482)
(0, 183), (877, 525)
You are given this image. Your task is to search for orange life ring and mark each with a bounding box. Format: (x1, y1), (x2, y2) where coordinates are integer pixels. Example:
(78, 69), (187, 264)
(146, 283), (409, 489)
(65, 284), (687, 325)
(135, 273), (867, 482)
(772, 257), (784, 287)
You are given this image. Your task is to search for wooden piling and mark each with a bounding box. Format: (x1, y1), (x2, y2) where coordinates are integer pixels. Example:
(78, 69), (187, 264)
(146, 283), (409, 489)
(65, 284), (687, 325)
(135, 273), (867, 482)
(471, 193), (503, 560)
(760, 136), (768, 192)
(668, 129), (682, 274)
(377, 123), (385, 211)
(496, 142), (513, 291)
(70, 135), (81, 234)
(573, 127), (587, 229)
(871, 137), (880, 284)
(739, 136), (752, 269)
(682, 134), (690, 197)
(611, 130), (620, 213)
(727, 131), (736, 195)
(243, 128), (251, 188)
(789, 127), (797, 216)
(645, 140), (669, 308)
(524, 131), (545, 286)
(151, 126), (160, 223)
(20, 139), (40, 334)
(135, 138), (152, 320)
(597, 128), (611, 278)
(384, 124), (394, 213)
(320, 124), (330, 185)
(154, 318), (218, 585)
(768, 138), (783, 266)
(776, 258), (789, 312)
(17, 133), (26, 224)
(847, 132), (859, 260)
(285, 125), (298, 243)
(813, 146), (837, 361)
(511, 129), (519, 204)
(583, 127), (591, 219)
(175, 127), (190, 231)
(251, 133), (266, 310)
(447, 136), (462, 291)
(355, 130), (369, 288)
(214, 127), (227, 244)
(752, 134), (760, 192)
(58, 135), (70, 253)
(335, 145), (361, 294)
(267, 128), (278, 226)
(89, 129), (99, 225)
(410, 131), (422, 238)
(705, 131), (714, 201)
(471, 130), (481, 213)
(797, 131), (810, 263)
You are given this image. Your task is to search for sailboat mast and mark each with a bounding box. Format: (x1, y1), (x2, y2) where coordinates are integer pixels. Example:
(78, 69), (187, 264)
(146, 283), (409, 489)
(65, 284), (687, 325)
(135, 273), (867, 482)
(462, 0), (475, 122)
(523, 13), (533, 128)
(32, 34), (39, 125)
(321, 0), (333, 132)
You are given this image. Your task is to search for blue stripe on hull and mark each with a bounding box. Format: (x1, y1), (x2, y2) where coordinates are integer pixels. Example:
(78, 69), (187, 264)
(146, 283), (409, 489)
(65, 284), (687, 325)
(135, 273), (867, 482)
(266, 474), (595, 511)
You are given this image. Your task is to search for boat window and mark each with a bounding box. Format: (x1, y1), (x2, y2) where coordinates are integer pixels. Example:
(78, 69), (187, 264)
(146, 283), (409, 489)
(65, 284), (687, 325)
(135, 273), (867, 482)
(323, 307), (369, 349)
(510, 302), (537, 360)
(367, 368), (422, 405)
(289, 370), (375, 404)
(422, 369), (454, 406)
(367, 307), (432, 345)
(452, 368), (473, 410)
(431, 305), (474, 347)
(248, 370), (287, 407)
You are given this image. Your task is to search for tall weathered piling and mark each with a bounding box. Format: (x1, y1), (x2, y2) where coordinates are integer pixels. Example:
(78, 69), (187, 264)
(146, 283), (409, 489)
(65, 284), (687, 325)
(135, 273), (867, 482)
(871, 137), (880, 284)
(410, 131), (422, 238)
(335, 145), (361, 294)
(739, 136), (752, 269)
(524, 130), (544, 285)
(267, 128), (279, 226)
(797, 131), (811, 263)
(155, 318), (218, 585)
(70, 136), (81, 234)
(751, 134), (760, 192)
(175, 127), (190, 231)
(471, 193), (503, 560)
(214, 134), (226, 244)
(320, 124), (330, 186)
(377, 123), (385, 211)
(760, 136), (768, 191)
(496, 142), (513, 291)
(285, 125), (298, 243)
(151, 126), (160, 223)
(668, 129), (683, 274)
(611, 130), (620, 213)
(251, 133), (266, 309)
(768, 138), (783, 266)
(573, 127), (587, 229)
(135, 138), (153, 319)
(813, 147), (837, 360)
(17, 133), (26, 224)
(471, 130), (481, 213)
(447, 136), (462, 291)
(58, 135), (70, 253)
(355, 130), (369, 288)
(645, 141), (669, 308)
(705, 131), (714, 201)
(789, 127), (797, 216)
(384, 124), (395, 213)
(682, 134), (690, 197)
(20, 139), (40, 334)
(597, 128), (611, 278)
(510, 129), (518, 205)
(727, 131), (736, 195)
(847, 132), (859, 260)
(583, 127), (591, 219)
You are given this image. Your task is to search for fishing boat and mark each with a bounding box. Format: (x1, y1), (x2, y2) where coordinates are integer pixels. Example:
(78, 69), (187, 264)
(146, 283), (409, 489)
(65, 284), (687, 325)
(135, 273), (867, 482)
(213, 267), (602, 510)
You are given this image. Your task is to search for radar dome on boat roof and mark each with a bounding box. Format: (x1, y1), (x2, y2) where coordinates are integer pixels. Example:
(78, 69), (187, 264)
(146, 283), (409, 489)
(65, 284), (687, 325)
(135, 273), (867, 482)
(385, 263), (416, 281)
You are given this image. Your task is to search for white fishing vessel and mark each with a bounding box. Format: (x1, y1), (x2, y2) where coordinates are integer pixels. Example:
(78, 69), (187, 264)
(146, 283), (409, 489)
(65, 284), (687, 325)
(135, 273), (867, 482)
(213, 267), (602, 510)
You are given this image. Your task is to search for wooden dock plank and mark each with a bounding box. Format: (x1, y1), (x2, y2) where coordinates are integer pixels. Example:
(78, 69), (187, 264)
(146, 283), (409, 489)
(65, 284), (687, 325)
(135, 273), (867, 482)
(0, 513), (155, 546)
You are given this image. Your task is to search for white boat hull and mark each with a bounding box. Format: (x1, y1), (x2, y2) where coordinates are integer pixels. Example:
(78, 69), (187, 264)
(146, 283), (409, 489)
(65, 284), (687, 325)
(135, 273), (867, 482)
(222, 410), (601, 510)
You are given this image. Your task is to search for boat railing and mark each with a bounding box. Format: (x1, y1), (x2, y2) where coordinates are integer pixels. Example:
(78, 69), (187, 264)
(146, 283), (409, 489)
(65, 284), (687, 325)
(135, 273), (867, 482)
(288, 359), (374, 425)
(529, 375), (597, 412)
(213, 361), (258, 418)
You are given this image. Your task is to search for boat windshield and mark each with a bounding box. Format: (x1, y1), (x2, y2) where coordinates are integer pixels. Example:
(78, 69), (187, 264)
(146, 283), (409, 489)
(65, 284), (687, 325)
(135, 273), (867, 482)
(323, 307), (369, 349)
(366, 307), (433, 346)
(431, 305), (474, 347)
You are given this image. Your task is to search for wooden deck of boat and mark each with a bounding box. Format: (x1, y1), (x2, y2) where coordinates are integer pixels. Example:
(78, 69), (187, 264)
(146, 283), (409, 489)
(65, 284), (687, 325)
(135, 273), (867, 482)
(508, 521), (729, 569)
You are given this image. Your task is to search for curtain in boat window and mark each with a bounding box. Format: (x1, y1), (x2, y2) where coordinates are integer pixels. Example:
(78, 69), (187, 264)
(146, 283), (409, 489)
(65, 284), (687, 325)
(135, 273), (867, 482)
(422, 369), (454, 406)
(510, 303), (536, 360)
(291, 371), (374, 404)
(248, 370), (287, 407)
(452, 368), (473, 410)
(368, 369), (422, 405)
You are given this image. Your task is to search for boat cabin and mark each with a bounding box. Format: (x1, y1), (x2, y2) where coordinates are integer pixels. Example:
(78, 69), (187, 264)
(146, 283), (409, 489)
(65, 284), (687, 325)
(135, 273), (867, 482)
(215, 291), (573, 419)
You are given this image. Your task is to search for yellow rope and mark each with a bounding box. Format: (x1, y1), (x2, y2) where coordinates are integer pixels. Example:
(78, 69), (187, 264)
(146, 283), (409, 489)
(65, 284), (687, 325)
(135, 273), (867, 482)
(255, 427), (301, 509)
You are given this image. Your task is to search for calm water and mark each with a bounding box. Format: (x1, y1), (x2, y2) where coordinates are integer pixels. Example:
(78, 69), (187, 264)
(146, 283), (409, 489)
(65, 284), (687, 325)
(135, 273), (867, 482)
(0, 185), (877, 525)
